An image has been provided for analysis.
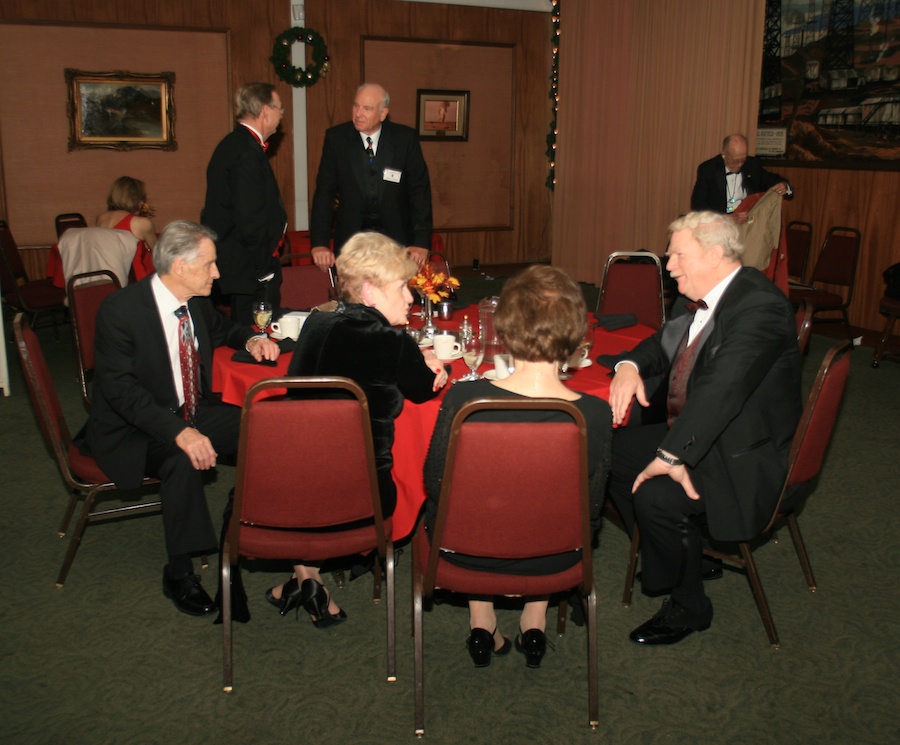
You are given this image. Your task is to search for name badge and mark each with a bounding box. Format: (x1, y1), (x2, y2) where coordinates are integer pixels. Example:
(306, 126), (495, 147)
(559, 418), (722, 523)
(383, 168), (402, 183)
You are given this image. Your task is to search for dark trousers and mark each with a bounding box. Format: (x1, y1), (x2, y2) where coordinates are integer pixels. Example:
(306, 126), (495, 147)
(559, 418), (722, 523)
(608, 422), (709, 613)
(145, 400), (242, 558)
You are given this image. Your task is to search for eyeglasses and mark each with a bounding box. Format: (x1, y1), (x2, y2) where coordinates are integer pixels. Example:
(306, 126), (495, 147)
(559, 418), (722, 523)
(268, 104), (284, 114)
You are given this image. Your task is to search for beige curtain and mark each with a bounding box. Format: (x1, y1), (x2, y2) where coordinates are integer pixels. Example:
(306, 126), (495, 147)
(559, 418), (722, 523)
(552, 0), (766, 285)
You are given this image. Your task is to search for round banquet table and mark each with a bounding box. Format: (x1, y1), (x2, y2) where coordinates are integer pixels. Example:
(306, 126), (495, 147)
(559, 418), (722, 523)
(211, 307), (654, 540)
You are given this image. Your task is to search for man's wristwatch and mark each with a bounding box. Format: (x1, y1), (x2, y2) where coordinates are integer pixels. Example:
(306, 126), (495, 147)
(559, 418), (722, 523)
(655, 448), (684, 467)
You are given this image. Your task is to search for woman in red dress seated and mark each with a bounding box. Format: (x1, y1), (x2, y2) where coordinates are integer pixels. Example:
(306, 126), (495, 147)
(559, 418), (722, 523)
(95, 176), (159, 251)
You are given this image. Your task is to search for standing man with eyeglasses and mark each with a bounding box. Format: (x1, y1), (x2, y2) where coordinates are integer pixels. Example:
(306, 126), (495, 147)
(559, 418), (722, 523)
(203, 82), (288, 324)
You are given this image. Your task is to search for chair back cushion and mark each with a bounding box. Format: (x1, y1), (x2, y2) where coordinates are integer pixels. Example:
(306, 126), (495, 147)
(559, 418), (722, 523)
(785, 221), (812, 279)
(68, 272), (120, 375)
(787, 341), (852, 487)
(598, 254), (663, 329)
(438, 410), (585, 559)
(811, 228), (860, 287)
(280, 255), (333, 310)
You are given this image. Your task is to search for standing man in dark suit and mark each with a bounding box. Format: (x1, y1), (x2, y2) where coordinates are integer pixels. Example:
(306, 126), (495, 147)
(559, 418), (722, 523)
(607, 211), (802, 645)
(691, 134), (791, 222)
(309, 83), (433, 272)
(203, 82), (287, 324)
(77, 221), (280, 615)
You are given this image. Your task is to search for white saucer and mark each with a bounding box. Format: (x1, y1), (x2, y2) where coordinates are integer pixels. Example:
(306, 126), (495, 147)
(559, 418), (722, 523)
(270, 333), (297, 342)
(418, 340), (433, 349)
(575, 358), (593, 369)
(483, 370), (501, 380)
(436, 349), (464, 362)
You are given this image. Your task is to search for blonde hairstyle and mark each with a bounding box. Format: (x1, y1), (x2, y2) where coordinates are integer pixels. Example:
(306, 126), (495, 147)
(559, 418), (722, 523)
(494, 264), (587, 364)
(668, 211), (744, 261)
(106, 176), (146, 212)
(235, 82), (277, 119)
(335, 232), (417, 303)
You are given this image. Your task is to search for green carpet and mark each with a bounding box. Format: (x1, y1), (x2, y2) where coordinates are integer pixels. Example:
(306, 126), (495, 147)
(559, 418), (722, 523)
(1, 300), (898, 744)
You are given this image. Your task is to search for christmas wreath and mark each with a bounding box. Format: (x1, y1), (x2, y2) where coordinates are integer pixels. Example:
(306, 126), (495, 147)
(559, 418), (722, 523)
(270, 27), (330, 88)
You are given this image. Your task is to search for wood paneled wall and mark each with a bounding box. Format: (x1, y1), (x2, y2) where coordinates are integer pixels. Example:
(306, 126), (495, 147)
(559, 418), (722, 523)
(780, 167), (900, 332)
(0, 0), (295, 239)
(304, 0), (552, 268)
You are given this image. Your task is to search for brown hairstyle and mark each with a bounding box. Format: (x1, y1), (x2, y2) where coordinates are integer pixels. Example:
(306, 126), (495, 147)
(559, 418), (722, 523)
(335, 232), (417, 303)
(106, 176), (146, 212)
(494, 264), (587, 363)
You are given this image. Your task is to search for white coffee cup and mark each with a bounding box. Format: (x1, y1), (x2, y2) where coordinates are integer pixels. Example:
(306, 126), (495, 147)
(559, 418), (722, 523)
(493, 353), (513, 379)
(433, 333), (461, 359)
(270, 314), (302, 340)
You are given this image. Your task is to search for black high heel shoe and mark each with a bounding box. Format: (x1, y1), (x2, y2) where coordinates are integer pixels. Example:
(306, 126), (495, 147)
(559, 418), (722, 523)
(299, 578), (347, 629)
(265, 577), (304, 617)
(515, 629), (547, 668)
(466, 628), (512, 667)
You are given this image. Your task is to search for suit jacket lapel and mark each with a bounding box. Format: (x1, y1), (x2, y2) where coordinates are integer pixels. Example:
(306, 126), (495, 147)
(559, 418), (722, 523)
(346, 126), (369, 195)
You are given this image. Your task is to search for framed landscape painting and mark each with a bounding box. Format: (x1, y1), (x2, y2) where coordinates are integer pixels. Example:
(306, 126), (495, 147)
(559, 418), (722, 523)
(66, 69), (176, 151)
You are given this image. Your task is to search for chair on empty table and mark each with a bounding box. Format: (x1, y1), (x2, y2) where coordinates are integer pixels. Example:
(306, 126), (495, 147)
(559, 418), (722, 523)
(221, 376), (395, 691)
(596, 251), (665, 330)
(67, 270), (122, 408)
(13, 313), (161, 588)
(412, 398), (599, 734)
(789, 226), (861, 340)
(1, 220), (67, 338)
(622, 340), (853, 648)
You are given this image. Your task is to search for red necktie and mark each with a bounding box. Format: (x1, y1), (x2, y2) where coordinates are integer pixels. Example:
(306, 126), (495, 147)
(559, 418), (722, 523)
(175, 306), (199, 427)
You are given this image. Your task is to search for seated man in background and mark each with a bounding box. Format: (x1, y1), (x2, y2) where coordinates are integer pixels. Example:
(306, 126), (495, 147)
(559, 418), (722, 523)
(76, 220), (280, 616)
(607, 211), (802, 645)
(691, 134), (791, 222)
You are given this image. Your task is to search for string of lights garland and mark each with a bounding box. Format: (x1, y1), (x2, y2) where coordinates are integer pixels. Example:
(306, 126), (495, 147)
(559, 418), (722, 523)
(270, 26), (330, 88)
(546, 0), (561, 190)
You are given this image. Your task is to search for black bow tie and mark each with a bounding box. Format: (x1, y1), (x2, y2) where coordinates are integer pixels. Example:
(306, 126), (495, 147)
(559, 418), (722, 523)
(685, 299), (708, 314)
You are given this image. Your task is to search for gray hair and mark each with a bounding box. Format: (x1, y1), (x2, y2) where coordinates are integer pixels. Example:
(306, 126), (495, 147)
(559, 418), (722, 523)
(357, 83), (390, 109)
(235, 82), (277, 119)
(153, 220), (218, 275)
(668, 211), (744, 261)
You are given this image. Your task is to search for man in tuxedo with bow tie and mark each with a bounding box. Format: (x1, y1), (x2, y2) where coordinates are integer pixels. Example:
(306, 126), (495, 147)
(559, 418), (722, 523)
(203, 83), (288, 324)
(308, 83), (433, 272)
(690, 134), (791, 223)
(607, 211), (802, 645)
(77, 221), (280, 615)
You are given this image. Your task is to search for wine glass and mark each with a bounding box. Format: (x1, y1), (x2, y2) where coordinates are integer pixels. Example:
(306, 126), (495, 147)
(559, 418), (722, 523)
(252, 301), (273, 333)
(459, 336), (484, 382)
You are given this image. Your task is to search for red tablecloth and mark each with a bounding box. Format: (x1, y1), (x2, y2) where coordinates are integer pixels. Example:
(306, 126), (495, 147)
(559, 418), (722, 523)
(212, 309), (653, 539)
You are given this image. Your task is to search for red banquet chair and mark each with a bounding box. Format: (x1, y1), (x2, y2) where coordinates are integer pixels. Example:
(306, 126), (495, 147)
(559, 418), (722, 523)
(412, 398), (599, 735)
(221, 376), (395, 692)
(596, 251), (665, 330)
(13, 313), (161, 588)
(279, 253), (335, 310)
(621, 340), (854, 648)
(66, 270), (122, 408)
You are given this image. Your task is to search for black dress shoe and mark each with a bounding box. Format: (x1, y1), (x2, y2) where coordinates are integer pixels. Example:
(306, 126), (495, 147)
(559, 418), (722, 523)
(629, 598), (712, 646)
(466, 628), (512, 667)
(163, 567), (215, 616)
(515, 629), (547, 668)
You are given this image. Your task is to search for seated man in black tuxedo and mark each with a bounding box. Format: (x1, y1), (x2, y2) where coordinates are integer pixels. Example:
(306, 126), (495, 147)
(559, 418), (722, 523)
(77, 220), (280, 615)
(607, 211), (802, 645)
(691, 134), (791, 222)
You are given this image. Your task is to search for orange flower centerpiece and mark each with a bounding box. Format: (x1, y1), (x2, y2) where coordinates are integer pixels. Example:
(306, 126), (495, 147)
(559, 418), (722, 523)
(409, 264), (460, 337)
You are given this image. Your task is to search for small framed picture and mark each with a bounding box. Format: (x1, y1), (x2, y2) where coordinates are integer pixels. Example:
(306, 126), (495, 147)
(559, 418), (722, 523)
(65, 69), (177, 151)
(417, 89), (469, 141)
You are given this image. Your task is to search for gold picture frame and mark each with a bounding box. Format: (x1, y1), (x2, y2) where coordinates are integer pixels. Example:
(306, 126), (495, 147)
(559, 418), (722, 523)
(416, 89), (469, 141)
(65, 69), (176, 151)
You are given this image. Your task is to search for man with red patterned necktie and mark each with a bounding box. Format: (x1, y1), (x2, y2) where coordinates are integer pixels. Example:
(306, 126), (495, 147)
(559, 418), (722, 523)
(76, 221), (280, 616)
